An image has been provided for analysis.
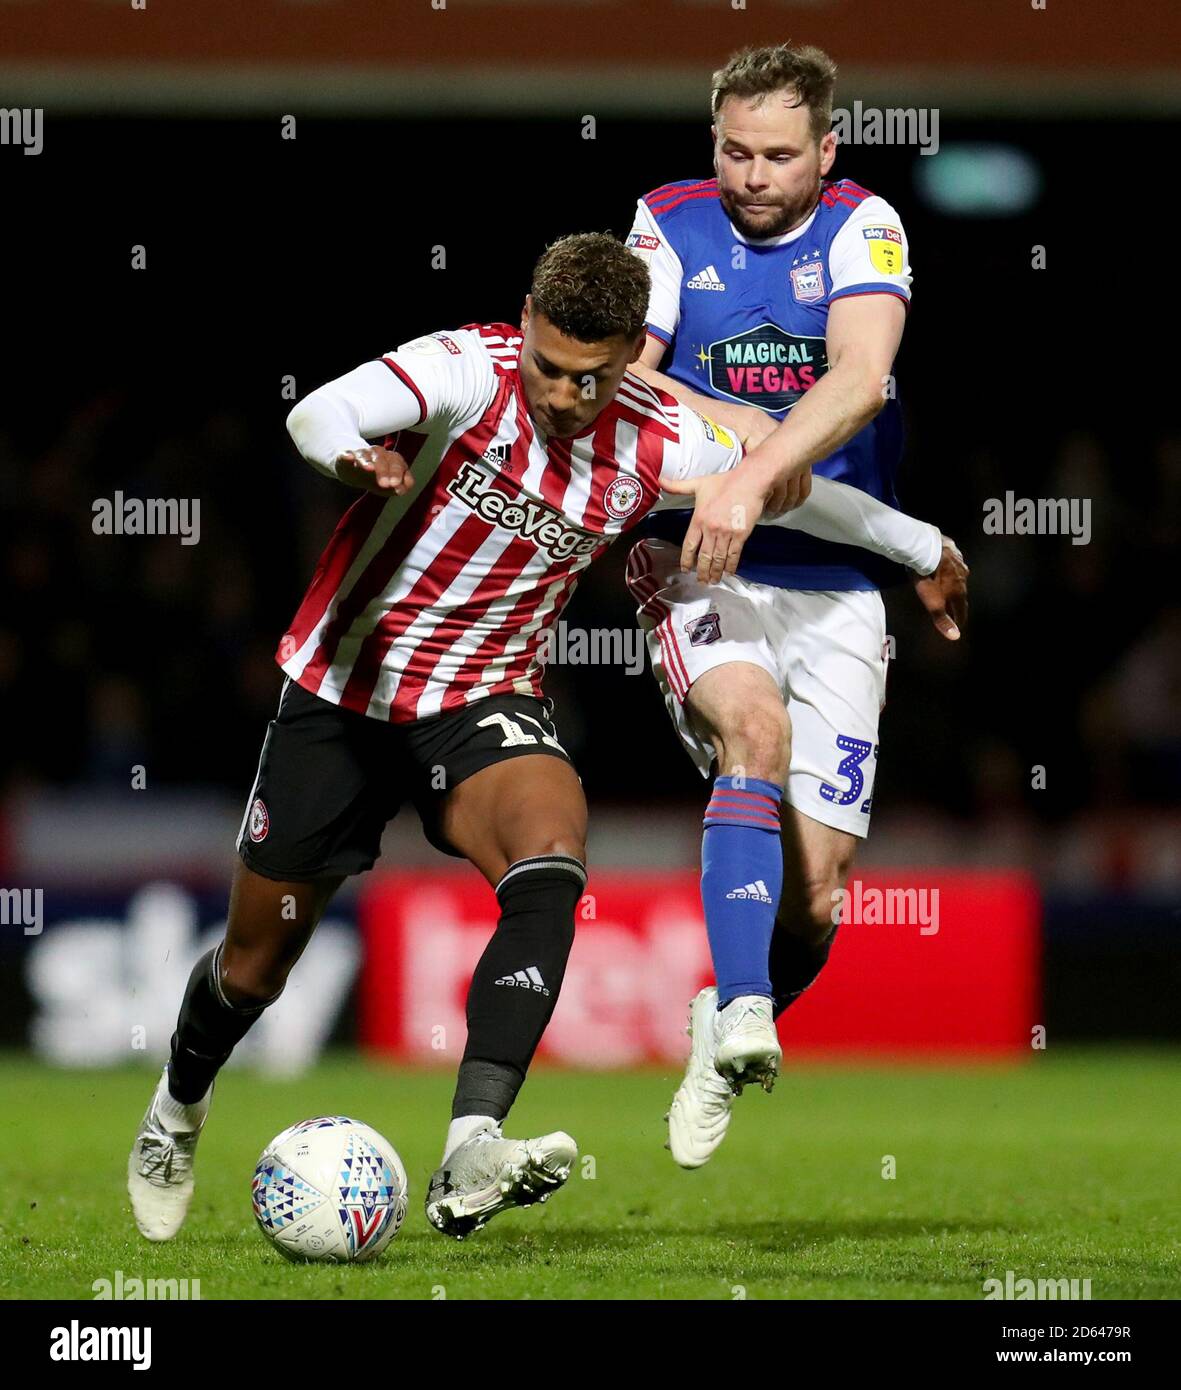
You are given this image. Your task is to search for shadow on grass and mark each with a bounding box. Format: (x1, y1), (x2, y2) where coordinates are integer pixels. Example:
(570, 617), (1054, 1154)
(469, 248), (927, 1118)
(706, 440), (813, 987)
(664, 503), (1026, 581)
(371, 1214), (1016, 1271)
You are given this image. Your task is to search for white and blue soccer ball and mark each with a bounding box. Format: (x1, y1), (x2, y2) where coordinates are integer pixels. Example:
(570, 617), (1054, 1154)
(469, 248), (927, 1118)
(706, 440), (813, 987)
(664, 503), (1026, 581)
(251, 1116), (408, 1263)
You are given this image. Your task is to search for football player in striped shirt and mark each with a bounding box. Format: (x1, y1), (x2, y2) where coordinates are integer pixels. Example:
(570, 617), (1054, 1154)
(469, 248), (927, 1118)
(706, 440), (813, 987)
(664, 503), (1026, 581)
(128, 233), (959, 1242)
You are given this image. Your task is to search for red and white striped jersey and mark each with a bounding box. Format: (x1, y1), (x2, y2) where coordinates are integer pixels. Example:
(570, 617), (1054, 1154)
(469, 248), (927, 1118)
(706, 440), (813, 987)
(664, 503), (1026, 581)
(277, 322), (741, 724)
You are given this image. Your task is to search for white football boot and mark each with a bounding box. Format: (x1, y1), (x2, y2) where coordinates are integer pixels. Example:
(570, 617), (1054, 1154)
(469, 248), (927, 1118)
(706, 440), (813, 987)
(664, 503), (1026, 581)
(714, 994), (782, 1093)
(128, 1066), (212, 1241)
(666, 987), (737, 1169)
(425, 1124), (578, 1240)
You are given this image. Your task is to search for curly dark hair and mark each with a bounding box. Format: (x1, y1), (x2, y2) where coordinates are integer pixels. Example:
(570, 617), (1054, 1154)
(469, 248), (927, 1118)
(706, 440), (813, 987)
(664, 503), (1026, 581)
(530, 233), (649, 343)
(711, 43), (838, 144)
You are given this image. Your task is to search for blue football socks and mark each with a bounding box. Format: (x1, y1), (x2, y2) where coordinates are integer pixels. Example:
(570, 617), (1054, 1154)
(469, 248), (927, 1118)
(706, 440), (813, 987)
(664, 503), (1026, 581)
(700, 775), (784, 1006)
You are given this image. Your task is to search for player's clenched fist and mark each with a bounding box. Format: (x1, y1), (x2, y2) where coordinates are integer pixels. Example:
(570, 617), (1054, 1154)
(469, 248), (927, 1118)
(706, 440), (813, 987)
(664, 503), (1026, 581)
(334, 445), (416, 495)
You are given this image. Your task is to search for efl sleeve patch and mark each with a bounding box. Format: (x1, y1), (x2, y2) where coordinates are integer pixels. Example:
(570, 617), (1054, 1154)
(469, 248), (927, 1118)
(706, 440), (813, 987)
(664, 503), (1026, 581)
(396, 333), (463, 357)
(649, 407), (743, 507)
(699, 415), (735, 450)
(862, 226), (904, 276)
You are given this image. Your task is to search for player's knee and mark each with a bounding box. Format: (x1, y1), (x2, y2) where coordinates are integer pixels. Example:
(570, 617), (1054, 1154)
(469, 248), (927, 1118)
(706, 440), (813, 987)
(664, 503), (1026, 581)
(806, 882), (842, 945)
(527, 830), (586, 867)
(779, 878), (842, 947)
(719, 701), (790, 784)
(219, 945), (290, 1008)
(809, 869), (851, 943)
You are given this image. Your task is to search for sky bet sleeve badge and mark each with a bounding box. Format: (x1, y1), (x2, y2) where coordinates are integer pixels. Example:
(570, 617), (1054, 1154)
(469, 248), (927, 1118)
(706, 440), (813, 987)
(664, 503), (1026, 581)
(862, 225), (904, 275)
(698, 415), (736, 449)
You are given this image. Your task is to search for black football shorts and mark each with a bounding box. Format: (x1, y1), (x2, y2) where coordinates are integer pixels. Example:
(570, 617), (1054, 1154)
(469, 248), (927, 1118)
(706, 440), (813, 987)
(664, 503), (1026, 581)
(236, 677), (572, 881)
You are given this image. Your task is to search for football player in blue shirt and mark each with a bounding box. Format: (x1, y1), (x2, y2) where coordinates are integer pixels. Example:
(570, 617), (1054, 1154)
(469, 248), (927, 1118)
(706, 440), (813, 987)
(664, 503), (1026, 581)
(624, 42), (968, 1166)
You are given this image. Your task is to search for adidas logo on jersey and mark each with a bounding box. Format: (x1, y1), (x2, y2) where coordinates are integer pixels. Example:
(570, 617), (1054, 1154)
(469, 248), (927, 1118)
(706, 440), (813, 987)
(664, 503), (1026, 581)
(482, 442), (511, 468)
(494, 966), (550, 996)
(687, 265), (726, 291)
(726, 880), (774, 904)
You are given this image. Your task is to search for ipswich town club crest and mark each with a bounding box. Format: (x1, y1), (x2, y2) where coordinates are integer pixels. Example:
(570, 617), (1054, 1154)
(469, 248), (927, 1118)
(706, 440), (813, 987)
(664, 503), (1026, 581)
(790, 259), (826, 303)
(604, 476), (643, 519)
(248, 797), (269, 842)
(685, 612), (722, 646)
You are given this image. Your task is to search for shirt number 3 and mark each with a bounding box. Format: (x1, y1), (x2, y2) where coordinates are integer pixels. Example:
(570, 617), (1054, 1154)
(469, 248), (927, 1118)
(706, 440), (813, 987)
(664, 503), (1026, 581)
(819, 734), (876, 808)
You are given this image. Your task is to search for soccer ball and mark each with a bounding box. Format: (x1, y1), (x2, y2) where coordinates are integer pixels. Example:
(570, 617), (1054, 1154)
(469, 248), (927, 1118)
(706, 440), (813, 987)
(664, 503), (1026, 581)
(251, 1116), (408, 1263)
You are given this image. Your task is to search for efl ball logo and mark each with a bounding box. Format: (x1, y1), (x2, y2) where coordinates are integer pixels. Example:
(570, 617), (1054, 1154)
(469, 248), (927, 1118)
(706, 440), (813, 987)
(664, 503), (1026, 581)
(604, 477), (643, 520)
(248, 797), (269, 842)
(252, 1117), (408, 1264)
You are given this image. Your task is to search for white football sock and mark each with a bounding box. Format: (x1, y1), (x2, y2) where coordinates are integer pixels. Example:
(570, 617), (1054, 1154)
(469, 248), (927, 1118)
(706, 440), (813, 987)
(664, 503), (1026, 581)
(156, 1069), (210, 1133)
(443, 1114), (499, 1164)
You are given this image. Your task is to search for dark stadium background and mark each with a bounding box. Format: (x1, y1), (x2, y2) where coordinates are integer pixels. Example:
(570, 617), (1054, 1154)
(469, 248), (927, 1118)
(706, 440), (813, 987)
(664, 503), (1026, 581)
(7, 114), (1176, 804)
(1, 32), (1178, 1051)
(2, 0), (1181, 1318)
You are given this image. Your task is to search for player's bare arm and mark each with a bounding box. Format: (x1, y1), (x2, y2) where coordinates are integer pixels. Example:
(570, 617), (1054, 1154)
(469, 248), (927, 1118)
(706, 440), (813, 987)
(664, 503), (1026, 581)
(630, 336), (807, 513)
(630, 337), (775, 448)
(743, 293), (905, 489)
(677, 293), (905, 581)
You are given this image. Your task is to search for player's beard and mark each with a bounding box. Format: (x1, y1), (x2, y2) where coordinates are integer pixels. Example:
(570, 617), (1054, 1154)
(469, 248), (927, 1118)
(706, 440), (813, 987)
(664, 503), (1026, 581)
(718, 183), (819, 241)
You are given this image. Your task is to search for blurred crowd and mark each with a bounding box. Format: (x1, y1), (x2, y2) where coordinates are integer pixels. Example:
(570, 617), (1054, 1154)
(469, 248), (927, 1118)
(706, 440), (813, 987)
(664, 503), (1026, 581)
(3, 387), (1178, 824)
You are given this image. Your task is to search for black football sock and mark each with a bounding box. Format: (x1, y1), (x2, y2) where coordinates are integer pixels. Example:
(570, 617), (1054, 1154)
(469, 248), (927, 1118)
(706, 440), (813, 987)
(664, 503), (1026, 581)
(451, 854), (586, 1122)
(167, 945), (281, 1103)
(769, 923), (839, 1019)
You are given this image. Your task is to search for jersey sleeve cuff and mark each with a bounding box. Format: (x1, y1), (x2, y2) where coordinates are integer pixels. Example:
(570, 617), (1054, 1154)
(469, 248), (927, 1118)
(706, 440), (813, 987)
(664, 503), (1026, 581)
(644, 322), (674, 347)
(380, 357), (428, 425)
(828, 284), (911, 308)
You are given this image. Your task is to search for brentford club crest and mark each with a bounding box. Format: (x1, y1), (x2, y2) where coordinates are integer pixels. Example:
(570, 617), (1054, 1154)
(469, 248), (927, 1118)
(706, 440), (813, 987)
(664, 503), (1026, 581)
(248, 797), (269, 842)
(604, 476), (643, 519)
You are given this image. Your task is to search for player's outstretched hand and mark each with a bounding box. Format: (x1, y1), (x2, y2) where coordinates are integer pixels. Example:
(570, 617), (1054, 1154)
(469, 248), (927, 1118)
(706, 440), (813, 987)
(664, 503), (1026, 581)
(912, 535), (969, 641)
(335, 445), (416, 495)
(660, 472), (768, 585)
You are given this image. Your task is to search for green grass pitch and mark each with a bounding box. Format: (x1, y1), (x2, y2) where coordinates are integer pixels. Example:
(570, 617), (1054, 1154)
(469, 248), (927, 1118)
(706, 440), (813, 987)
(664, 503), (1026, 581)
(1, 1050), (1178, 1300)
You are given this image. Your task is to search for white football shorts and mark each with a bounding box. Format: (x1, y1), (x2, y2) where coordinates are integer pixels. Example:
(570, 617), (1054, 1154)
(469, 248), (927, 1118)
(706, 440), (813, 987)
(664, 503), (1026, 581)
(626, 538), (890, 839)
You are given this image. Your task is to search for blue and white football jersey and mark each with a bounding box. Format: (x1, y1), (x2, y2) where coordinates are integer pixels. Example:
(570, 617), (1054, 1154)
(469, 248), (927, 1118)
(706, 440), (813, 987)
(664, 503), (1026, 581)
(627, 177), (912, 590)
